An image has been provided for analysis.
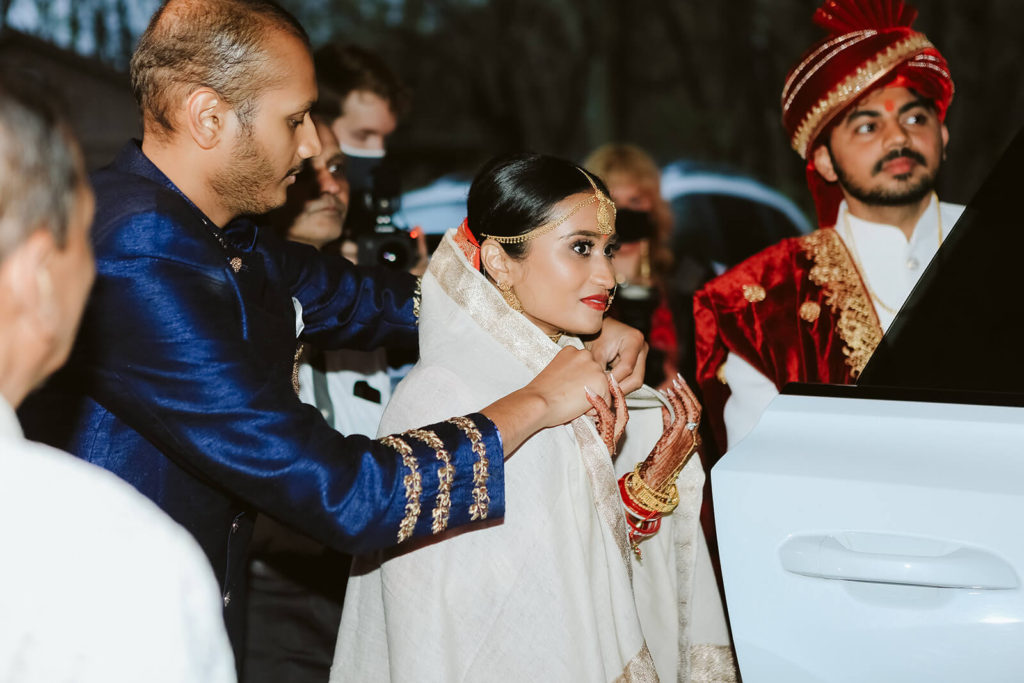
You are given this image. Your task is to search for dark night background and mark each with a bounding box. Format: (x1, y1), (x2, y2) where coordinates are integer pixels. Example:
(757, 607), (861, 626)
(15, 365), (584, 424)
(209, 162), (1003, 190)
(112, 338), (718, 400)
(3, 0), (1023, 219)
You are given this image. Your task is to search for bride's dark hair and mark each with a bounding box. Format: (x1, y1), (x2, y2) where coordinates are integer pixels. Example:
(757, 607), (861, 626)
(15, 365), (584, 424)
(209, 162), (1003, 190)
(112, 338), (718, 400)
(466, 152), (610, 262)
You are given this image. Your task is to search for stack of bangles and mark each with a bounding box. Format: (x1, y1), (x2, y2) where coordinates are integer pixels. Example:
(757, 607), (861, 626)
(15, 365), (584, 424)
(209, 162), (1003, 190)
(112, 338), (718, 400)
(618, 433), (700, 559)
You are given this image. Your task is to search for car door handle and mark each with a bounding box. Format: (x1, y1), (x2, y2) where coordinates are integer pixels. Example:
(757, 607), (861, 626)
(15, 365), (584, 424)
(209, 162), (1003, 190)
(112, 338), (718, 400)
(779, 533), (1019, 589)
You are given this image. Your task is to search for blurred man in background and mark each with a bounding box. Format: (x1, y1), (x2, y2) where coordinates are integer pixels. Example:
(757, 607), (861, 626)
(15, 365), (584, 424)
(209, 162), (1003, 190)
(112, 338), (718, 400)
(0, 70), (234, 683)
(245, 116), (365, 683)
(315, 43), (426, 274)
(315, 44), (406, 155)
(694, 0), (963, 454)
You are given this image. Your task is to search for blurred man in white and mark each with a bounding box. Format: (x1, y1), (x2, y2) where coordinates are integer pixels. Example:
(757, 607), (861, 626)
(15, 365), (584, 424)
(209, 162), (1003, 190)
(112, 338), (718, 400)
(0, 73), (234, 683)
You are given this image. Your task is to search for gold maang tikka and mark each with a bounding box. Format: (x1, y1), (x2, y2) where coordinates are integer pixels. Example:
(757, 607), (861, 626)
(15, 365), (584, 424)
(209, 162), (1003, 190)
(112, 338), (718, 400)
(480, 169), (616, 244)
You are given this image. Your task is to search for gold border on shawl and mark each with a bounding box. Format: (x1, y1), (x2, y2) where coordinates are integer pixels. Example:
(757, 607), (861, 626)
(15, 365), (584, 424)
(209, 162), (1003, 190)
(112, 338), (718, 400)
(801, 229), (883, 377)
(427, 234), (634, 570)
(616, 643), (659, 683)
(688, 644), (739, 683)
(405, 428), (454, 534)
(381, 434), (422, 543)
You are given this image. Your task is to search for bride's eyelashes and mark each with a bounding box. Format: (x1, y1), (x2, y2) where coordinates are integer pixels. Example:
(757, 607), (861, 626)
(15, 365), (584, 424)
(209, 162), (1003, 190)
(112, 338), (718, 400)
(570, 239), (620, 258)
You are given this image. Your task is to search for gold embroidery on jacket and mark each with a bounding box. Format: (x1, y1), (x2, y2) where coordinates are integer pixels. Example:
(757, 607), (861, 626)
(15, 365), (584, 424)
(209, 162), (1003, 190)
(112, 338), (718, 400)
(742, 284), (766, 303)
(381, 434), (421, 542)
(801, 229), (883, 377)
(447, 416), (490, 520)
(799, 300), (821, 323)
(412, 276), (422, 323)
(406, 428), (454, 533)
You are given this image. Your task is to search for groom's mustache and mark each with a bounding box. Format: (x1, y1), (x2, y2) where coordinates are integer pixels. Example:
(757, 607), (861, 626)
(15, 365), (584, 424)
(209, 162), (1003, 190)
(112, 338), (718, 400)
(873, 147), (927, 175)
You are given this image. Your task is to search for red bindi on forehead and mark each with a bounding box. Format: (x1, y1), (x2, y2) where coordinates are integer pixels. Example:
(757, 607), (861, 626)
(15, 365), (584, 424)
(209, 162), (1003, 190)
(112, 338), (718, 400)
(884, 99), (896, 112)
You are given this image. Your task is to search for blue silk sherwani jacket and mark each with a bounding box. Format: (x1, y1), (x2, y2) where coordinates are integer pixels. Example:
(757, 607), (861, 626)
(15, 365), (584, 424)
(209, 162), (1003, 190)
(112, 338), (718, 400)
(20, 142), (505, 652)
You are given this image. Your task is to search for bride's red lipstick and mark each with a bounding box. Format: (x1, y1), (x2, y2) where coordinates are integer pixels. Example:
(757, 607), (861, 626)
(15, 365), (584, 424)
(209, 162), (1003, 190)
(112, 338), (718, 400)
(581, 295), (608, 311)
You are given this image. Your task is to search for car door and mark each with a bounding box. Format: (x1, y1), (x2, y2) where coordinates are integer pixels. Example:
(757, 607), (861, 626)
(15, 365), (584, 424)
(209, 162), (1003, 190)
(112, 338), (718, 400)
(713, 388), (1024, 682)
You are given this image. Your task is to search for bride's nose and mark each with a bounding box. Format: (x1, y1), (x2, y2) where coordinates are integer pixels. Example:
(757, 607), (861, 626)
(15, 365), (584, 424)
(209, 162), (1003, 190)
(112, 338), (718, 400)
(592, 255), (616, 289)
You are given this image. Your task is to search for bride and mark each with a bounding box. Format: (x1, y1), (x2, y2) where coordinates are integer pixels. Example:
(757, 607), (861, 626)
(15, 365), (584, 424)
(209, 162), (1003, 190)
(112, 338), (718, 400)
(332, 153), (735, 682)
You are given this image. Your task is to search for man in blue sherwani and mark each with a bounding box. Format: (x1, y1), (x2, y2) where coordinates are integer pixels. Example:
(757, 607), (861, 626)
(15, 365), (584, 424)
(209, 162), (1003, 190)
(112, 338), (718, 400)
(19, 0), (646, 661)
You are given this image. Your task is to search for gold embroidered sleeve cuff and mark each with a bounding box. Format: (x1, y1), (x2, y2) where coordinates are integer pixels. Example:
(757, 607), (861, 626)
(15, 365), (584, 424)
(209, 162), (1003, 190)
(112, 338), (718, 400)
(381, 434), (422, 543)
(412, 276), (422, 325)
(405, 428), (455, 533)
(377, 414), (504, 545)
(447, 416), (491, 521)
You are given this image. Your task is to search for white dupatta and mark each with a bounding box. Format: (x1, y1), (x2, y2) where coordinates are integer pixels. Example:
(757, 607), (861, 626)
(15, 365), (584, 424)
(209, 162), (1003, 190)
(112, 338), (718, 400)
(332, 230), (734, 683)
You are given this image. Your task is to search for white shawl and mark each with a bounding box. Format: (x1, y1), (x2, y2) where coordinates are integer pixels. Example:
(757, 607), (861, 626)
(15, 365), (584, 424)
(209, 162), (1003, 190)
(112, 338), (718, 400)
(332, 231), (734, 682)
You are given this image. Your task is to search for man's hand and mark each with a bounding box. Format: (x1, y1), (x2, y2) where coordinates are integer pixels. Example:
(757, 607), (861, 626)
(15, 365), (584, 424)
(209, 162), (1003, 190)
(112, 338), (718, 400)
(588, 317), (647, 393)
(481, 347), (610, 457)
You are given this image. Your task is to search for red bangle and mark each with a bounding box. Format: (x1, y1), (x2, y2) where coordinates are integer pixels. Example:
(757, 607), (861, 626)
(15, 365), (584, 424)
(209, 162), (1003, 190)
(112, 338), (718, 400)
(619, 473), (662, 519)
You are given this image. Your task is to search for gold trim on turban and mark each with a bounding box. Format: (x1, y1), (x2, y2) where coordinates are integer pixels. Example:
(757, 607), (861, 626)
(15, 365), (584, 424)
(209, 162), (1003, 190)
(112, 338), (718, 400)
(790, 33), (934, 158)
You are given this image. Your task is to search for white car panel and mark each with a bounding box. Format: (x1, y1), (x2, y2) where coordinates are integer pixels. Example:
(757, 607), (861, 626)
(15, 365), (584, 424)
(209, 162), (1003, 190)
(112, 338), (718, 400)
(713, 393), (1024, 682)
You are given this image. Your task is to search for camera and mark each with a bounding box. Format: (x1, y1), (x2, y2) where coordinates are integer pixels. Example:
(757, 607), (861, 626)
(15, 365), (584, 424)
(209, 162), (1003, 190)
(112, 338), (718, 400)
(344, 158), (418, 271)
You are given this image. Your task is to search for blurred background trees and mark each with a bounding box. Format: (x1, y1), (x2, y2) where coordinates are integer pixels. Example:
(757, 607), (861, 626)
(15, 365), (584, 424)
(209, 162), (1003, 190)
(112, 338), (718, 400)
(3, 0), (1022, 213)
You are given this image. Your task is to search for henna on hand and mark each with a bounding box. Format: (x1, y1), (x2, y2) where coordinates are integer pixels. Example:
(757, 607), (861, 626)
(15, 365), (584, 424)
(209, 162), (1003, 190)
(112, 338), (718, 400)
(586, 373), (629, 457)
(640, 375), (702, 491)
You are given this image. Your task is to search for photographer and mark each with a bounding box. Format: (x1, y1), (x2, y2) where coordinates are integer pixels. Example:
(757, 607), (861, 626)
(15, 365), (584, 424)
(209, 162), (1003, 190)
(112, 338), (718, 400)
(315, 44), (426, 274)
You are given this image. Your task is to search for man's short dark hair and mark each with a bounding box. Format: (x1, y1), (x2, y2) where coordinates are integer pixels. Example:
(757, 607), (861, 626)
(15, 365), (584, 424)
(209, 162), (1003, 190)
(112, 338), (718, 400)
(130, 0), (310, 138)
(0, 69), (80, 260)
(313, 44), (410, 121)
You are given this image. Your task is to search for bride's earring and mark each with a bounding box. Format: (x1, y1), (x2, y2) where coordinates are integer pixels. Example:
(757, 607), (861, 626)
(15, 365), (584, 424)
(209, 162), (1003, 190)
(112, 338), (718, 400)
(605, 285), (617, 312)
(498, 281), (523, 313)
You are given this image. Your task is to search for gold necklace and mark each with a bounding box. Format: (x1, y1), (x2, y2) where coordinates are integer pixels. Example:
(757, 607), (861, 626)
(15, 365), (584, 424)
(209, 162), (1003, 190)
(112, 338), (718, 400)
(840, 192), (943, 315)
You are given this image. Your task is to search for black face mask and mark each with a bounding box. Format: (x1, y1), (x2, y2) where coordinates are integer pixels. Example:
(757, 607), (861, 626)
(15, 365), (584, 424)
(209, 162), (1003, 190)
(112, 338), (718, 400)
(615, 208), (656, 243)
(340, 145), (385, 194)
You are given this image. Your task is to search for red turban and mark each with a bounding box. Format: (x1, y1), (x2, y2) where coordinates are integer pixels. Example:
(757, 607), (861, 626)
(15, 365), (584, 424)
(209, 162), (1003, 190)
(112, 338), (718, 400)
(781, 0), (955, 227)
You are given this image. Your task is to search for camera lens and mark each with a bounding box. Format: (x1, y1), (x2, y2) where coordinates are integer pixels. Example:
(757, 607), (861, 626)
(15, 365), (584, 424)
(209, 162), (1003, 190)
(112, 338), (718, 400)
(375, 239), (411, 270)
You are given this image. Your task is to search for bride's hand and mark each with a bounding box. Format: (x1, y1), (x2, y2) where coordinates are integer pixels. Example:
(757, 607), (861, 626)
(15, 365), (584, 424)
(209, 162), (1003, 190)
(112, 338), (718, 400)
(639, 375), (702, 491)
(586, 374), (628, 456)
(587, 317), (647, 394)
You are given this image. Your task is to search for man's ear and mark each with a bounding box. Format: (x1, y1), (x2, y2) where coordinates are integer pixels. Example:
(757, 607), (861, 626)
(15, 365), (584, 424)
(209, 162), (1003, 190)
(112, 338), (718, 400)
(185, 87), (229, 150)
(811, 144), (839, 183)
(2, 229), (58, 325)
(479, 239), (514, 283)
(941, 122), (949, 156)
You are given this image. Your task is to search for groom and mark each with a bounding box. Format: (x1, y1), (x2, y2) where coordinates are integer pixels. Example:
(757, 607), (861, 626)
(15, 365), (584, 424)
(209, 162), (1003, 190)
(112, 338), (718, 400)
(19, 0), (646, 661)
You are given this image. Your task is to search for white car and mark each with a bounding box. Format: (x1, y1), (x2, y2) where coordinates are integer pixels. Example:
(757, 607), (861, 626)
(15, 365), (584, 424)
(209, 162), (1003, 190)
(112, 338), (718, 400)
(711, 129), (1024, 682)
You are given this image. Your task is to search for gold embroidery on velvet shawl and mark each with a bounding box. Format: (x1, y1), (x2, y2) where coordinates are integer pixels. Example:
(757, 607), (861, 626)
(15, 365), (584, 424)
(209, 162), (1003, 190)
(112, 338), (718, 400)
(801, 229), (883, 378)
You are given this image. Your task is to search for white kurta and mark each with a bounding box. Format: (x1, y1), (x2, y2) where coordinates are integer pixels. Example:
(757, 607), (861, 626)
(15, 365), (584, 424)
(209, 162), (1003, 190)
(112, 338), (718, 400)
(0, 397), (235, 683)
(332, 231), (734, 682)
(722, 197), (966, 447)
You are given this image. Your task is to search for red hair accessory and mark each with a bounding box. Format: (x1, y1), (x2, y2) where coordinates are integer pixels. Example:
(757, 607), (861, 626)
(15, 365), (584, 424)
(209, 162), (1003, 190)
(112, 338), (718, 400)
(454, 218), (481, 270)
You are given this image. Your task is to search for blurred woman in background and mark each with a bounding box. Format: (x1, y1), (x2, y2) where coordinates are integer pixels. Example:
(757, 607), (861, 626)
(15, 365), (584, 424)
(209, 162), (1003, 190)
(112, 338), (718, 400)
(584, 144), (679, 389)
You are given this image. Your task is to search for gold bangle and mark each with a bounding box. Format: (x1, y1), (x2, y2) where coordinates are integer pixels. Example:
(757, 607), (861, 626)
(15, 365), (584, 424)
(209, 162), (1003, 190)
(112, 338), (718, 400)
(623, 466), (680, 514)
